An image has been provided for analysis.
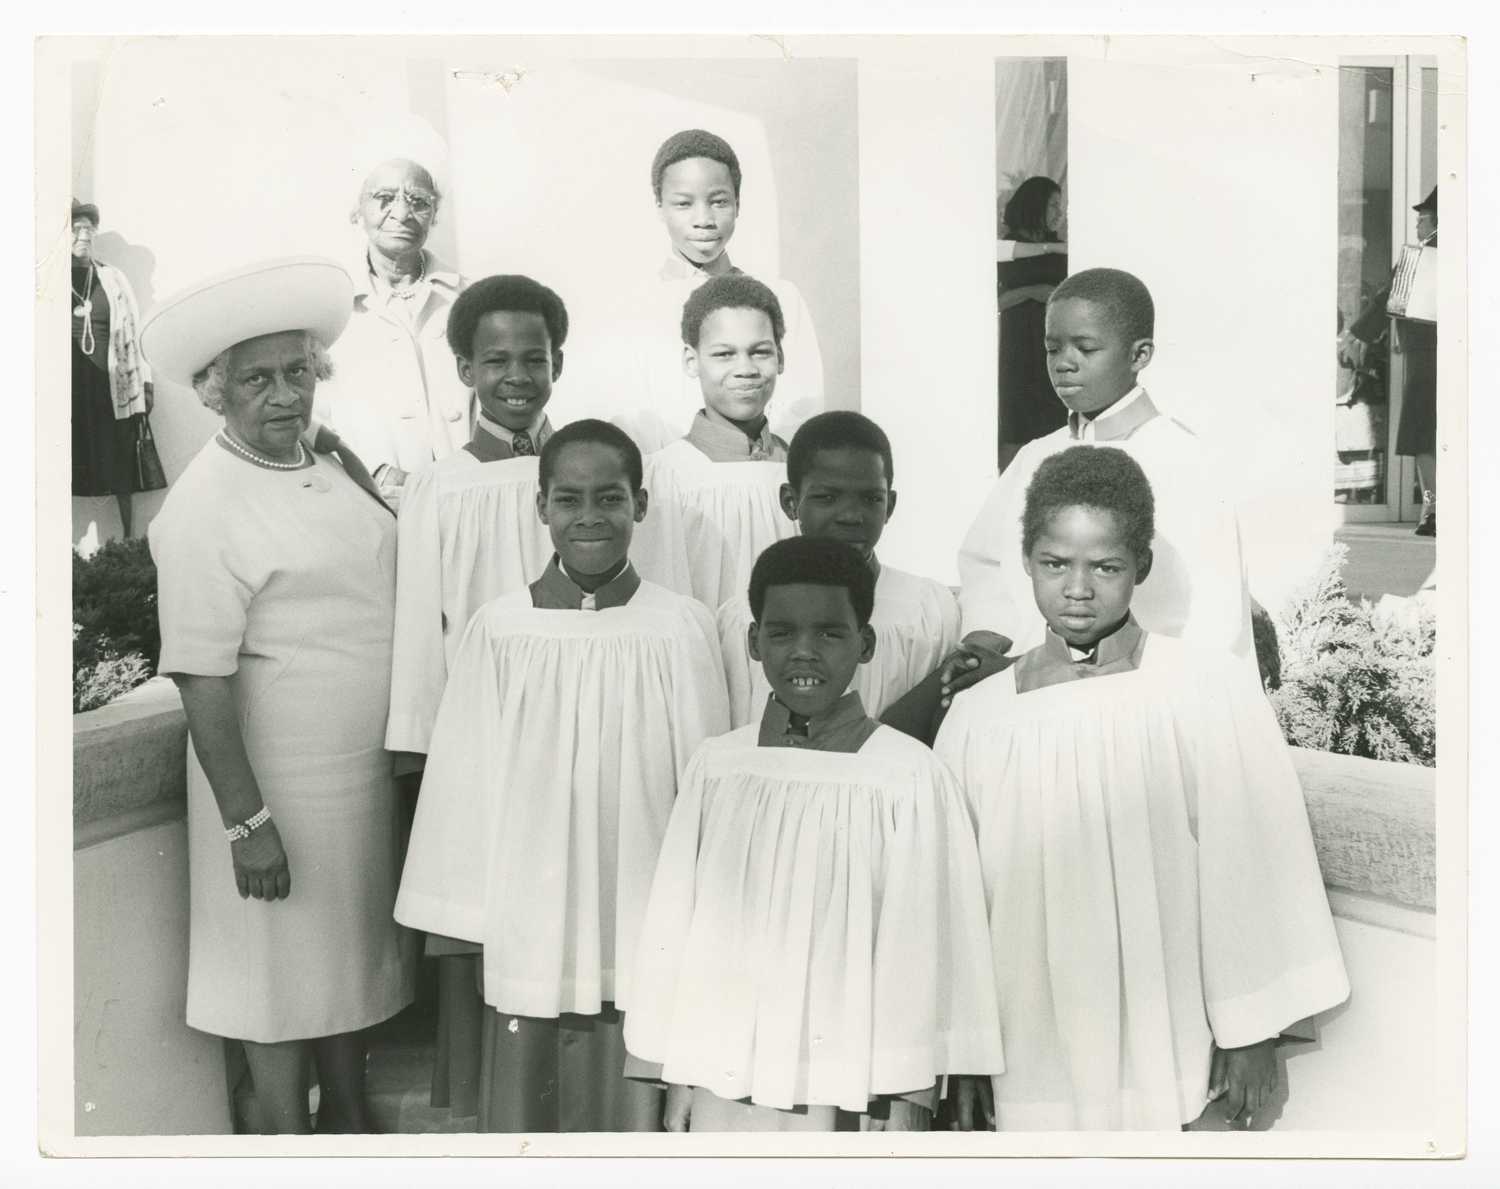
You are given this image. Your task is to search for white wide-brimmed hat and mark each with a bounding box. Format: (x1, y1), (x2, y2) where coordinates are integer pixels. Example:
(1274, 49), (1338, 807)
(140, 256), (354, 387)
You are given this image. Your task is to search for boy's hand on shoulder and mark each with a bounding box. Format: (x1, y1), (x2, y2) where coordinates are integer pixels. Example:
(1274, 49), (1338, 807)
(938, 632), (1015, 705)
(663, 1084), (694, 1132)
(1210, 1039), (1279, 1128)
(951, 1075), (995, 1131)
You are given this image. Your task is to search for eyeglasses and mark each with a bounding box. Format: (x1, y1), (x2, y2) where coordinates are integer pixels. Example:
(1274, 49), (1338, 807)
(364, 188), (437, 217)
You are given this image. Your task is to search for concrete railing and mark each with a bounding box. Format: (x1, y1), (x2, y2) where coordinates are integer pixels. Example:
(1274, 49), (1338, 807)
(72, 686), (1439, 1136)
(72, 677), (231, 1137)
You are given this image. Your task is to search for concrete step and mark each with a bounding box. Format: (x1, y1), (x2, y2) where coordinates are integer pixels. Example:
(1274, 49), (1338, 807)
(366, 1037), (477, 1134)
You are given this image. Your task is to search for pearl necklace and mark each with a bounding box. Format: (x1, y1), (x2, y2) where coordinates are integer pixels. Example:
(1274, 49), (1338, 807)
(218, 431), (308, 471)
(72, 265), (97, 354)
(388, 256), (426, 301)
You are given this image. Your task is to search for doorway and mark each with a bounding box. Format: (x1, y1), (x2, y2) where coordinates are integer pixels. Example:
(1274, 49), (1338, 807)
(1334, 56), (1439, 524)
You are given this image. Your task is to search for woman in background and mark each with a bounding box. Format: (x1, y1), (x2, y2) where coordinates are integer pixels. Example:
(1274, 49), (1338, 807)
(996, 176), (1068, 471)
(70, 199), (159, 537)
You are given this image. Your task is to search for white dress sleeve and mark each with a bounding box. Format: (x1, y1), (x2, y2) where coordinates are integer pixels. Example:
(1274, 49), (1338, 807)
(384, 464), (447, 755)
(150, 492), (252, 678)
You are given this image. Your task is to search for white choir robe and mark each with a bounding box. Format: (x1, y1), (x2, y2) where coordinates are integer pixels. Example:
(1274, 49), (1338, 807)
(624, 726), (1005, 1112)
(634, 440), (797, 610)
(385, 448), (695, 755)
(934, 633), (1349, 1130)
(716, 565), (962, 727)
(394, 581), (731, 1018)
(384, 451), (554, 757)
(956, 413), (1253, 662)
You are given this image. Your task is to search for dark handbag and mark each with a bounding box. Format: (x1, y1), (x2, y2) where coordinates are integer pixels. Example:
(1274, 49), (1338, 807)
(133, 414), (168, 492)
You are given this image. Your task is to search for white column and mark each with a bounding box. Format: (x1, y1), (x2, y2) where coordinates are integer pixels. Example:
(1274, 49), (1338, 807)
(857, 50), (998, 585)
(1067, 44), (1340, 612)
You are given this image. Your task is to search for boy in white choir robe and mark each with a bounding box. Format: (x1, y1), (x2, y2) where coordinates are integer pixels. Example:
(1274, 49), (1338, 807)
(910, 268), (1253, 738)
(395, 420), (730, 1132)
(386, 274), (571, 764)
(632, 272), (798, 608)
(935, 447), (1347, 1132)
(608, 129), (825, 454)
(717, 411), (960, 726)
(384, 273), (571, 1115)
(624, 538), (1003, 1132)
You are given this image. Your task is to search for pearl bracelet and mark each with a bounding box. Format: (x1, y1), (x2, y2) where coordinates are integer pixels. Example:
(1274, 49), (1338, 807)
(225, 806), (272, 843)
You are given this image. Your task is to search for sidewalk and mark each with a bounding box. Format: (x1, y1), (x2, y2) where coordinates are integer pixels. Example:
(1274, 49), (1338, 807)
(1334, 523), (1436, 603)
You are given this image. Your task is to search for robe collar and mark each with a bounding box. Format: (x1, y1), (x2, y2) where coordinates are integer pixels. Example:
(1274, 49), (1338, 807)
(465, 411), (554, 463)
(658, 254), (742, 284)
(685, 409), (787, 462)
(1068, 386), (1159, 443)
(757, 688), (878, 753)
(529, 555), (641, 611)
(1013, 614), (1148, 694)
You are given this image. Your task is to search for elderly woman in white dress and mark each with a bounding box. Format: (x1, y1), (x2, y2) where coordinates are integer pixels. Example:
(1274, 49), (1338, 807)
(143, 258), (413, 1134)
(314, 143), (472, 510)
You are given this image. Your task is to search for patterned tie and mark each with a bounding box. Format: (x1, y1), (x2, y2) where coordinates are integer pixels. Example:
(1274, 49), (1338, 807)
(511, 430), (534, 456)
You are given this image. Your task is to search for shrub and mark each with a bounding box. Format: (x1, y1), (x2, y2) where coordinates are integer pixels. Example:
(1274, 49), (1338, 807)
(73, 537), (160, 713)
(1268, 544), (1435, 766)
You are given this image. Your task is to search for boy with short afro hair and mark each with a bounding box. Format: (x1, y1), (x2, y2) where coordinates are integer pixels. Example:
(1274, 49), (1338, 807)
(396, 419), (731, 1132)
(387, 273), (571, 766)
(928, 266), (1253, 729)
(608, 127), (826, 453)
(716, 411), (961, 725)
(625, 537), (1002, 1132)
(385, 273), (571, 1114)
(936, 446), (1347, 1131)
(632, 273), (800, 609)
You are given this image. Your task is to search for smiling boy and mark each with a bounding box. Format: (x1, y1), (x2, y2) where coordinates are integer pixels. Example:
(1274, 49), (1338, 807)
(396, 419), (730, 1132)
(624, 538), (1002, 1132)
(938, 267), (1253, 714)
(386, 274), (568, 765)
(716, 412), (961, 725)
(633, 273), (800, 608)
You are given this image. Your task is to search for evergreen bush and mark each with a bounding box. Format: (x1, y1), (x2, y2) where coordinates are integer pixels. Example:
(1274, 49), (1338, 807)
(1268, 544), (1435, 766)
(73, 537), (160, 713)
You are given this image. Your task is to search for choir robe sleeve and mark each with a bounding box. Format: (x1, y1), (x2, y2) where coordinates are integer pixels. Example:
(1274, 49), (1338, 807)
(766, 279), (826, 445)
(933, 580), (963, 663)
(1156, 449), (1254, 662)
(392, 605), (511, 943)
(1184, 658), (1351, 1048)
(715, 596), (759, 729)
(955, 469), (1027, 643)
(669, 599), (734, 771)
(385, 462), (448, 755)
(622, 744), (713, 1071)
(630, 460), (698, 598)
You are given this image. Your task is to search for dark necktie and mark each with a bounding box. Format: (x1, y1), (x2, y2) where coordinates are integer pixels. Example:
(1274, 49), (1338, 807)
(511, 430), (534, 457)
